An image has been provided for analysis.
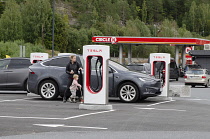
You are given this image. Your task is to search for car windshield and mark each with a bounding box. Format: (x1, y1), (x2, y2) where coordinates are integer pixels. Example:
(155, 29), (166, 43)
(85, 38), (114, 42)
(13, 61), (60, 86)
(186, 70), (204, 75)
(109, 60), (129, 71)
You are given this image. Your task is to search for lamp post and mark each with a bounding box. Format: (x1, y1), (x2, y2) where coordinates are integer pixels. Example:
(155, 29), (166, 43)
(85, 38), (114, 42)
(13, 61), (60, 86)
(52, 0), (55, 57)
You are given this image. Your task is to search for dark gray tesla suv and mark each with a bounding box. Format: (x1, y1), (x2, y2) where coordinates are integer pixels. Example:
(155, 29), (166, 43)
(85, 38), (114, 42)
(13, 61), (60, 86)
(28, 55), (162, 102)
(0, 58), (31, 91)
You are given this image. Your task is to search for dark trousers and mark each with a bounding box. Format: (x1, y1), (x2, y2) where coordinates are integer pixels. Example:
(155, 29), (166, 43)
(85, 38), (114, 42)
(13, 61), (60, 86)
(63, 77), (73, 101)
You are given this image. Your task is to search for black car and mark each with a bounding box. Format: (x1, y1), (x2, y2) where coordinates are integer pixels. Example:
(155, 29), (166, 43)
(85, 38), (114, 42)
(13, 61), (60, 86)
(28, 55), (162, 102)
(0, 58), (31, 91)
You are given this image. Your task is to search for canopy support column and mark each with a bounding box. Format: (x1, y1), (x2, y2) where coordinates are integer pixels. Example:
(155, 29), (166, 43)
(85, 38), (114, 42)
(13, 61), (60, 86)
(182, 46), (186, 68)
(175, 46), (179, 66)
(119, 45), (123, 64)
(128, 45), (132, 64)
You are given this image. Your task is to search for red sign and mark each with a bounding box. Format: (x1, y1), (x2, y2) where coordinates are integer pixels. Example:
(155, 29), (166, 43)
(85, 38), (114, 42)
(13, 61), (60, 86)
(94, 37), (117, 44)
(92, 36), (210, 45)
(185, 47), (192, 54)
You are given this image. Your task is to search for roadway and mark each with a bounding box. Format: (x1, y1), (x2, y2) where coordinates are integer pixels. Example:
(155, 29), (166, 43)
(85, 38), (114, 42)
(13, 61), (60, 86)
(0, 78), (210, 139)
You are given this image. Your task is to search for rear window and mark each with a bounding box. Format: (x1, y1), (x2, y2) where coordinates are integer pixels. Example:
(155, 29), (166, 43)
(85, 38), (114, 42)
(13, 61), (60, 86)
(43, 57), (70, 67)
(43, 56), (82, 67)
(186, 70), (204, 75)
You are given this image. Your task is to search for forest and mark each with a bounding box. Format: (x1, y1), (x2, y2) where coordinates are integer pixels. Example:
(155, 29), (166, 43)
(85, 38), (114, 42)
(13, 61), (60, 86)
(0, 0), (210, 58)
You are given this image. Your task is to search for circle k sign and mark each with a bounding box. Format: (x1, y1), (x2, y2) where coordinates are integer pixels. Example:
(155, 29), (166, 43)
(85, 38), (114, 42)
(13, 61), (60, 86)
(185, 47), (192, 54)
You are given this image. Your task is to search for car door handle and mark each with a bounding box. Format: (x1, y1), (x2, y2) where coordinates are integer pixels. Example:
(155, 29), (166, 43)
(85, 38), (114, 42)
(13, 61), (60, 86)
(115, 76), (119, 79)
(4, 71), (13, 72)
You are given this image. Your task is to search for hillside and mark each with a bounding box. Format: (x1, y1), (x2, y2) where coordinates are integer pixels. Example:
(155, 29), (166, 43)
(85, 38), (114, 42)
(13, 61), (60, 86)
(0, 0), (210, 58)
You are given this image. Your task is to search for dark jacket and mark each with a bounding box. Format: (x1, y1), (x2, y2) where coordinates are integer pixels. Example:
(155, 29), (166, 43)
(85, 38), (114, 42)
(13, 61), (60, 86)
(66, 61), (81, 77)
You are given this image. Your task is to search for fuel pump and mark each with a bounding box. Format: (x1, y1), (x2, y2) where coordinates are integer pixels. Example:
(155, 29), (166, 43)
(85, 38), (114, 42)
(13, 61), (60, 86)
(150, 53), (170, 97)
(79, 45), (112, 110)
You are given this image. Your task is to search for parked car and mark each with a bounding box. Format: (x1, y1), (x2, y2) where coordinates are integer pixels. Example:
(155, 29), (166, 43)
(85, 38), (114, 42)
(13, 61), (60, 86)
(184, 69), (210, 87)
(28, 55), (162, 102)
(184, 64), (201, 73)
(0, 58), (31, 91)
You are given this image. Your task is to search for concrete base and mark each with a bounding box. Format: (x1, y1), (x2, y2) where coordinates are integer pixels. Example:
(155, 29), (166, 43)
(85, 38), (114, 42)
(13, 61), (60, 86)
(79, 104), (113, 110)
(169, 85), (191, 97)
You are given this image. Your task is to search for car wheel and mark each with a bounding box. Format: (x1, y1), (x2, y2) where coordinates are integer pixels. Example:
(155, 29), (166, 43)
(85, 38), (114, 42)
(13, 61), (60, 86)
(39, 80), (59, 100)
(205, 81), (209, 88)
(191, 85), (195, 88)
(24, 80), (30, 93)
(118, 82), (139, 103)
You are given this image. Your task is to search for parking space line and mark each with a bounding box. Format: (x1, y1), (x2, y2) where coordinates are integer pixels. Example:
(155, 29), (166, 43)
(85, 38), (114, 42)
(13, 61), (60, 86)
(133, 100), (175, 107)
(34, 124), (107, 130)
(134, 107), (186, 112)
(0, 116), (64, 120)
(0, 98), (31, 103)
(0, 110), (115, 120)
(64, 110), (115, 120)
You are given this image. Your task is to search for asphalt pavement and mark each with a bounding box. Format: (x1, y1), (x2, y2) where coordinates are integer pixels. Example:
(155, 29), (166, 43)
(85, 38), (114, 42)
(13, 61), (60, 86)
(0, 78), (210, 139)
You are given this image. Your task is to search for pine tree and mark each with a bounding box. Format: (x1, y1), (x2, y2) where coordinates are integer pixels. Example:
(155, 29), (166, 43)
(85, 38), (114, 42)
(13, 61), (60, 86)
(0, 0), (22, 41)
(141, 0), (147, 23)
(21, 0), (51, 44)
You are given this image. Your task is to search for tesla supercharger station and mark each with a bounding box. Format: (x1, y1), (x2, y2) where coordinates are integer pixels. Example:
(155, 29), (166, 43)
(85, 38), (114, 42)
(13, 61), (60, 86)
(150, 53), (170, 97)
(79, 45), (113, 110)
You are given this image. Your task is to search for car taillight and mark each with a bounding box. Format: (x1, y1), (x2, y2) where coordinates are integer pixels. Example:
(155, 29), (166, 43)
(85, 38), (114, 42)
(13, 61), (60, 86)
(29, 69), (35, 74)
(184, 75), (187, 78)
(202, 76), (206, 78)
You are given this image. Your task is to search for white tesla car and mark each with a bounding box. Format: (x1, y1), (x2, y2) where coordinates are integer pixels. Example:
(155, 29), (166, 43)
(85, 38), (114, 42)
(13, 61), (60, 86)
(185, 69), (210, 87)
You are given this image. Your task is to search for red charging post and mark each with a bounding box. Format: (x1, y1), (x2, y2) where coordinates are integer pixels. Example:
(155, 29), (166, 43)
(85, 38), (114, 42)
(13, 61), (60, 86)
(79, 45), (113, 110)
(150, 53), (171, 97)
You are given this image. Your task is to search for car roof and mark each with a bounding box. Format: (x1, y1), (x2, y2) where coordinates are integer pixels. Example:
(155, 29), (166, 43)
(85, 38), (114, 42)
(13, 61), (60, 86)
(190, 68), (206, 71)
(2, 57), (30, 60)
(40, 54), (82, 63)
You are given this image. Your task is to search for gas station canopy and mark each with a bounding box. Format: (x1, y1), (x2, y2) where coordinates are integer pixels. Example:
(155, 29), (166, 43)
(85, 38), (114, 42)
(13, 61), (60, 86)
(92, 36), (210, 46)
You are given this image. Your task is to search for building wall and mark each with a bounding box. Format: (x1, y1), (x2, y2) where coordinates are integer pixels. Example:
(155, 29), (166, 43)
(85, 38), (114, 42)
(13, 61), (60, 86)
(195, 57), (210, 71)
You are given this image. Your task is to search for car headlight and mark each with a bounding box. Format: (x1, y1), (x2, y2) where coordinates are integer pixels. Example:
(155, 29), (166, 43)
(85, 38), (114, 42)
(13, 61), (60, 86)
(139, 78), (146, 82)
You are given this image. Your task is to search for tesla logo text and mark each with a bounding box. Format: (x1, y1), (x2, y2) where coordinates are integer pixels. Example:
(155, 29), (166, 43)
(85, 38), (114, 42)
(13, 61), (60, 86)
(153, 56), (166, 59)
(33, 55), (44, 58)
(87, 49), (102, 52)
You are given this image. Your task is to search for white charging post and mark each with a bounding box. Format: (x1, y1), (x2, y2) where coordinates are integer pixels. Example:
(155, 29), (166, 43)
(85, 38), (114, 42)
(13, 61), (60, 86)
(79, 45), (113, 110)
(150, 53), (170, 97)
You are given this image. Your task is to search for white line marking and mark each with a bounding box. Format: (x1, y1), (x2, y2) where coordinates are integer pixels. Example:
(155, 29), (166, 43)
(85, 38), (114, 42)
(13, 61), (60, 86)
(0, 110), (115, 120)
(187, 99), (208, 101)
(135, 107), (186, 112)
(146, 100), (176, 107)
(34, 124), (107, 130)
(0, 116), (64, 120)
(0, 98), (31, 103)
(64, 110), (115, 120)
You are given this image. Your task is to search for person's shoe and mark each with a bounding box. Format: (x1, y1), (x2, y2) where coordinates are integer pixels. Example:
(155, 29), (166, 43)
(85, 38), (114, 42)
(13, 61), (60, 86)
(63, 99), (66, 103)
(73, 98), (77, 103)
(68, 98), (73, 103)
